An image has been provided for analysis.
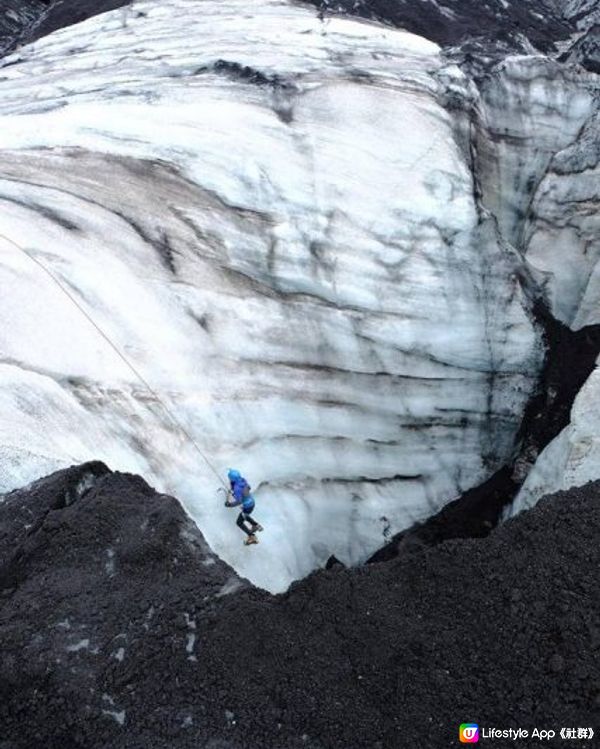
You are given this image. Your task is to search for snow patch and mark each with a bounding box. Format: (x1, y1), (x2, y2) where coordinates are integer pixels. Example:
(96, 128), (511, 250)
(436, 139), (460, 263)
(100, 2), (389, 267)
(186, 632), (196, 655)
(217, 577), (245, 598)
(102, 709), (126, 726)
(105, 548), (116, 576)
(66, 638), (90, 652)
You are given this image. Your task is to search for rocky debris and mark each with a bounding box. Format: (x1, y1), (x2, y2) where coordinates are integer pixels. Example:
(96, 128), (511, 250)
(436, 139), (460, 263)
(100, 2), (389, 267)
(556, 0), (600, 31)
(1, 464), (600, 748)
(0, 0), (47, 55)
(560, 24), (600, 73)
(307, 0), (573, 53)
(367, 466), (517, 562)
(26, 0), (133, 45)
(0, 0), (130, 55)
(515, 306), (600, 476)
(324, 554), (346, 570)
(0, 463), (248, 748)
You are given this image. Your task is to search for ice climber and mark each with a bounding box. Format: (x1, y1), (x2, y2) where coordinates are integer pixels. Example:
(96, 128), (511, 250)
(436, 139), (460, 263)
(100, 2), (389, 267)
(224, 469), (263, 545)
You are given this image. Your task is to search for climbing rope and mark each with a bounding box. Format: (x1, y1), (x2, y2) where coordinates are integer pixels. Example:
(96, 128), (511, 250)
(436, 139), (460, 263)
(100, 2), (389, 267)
(0, 122), (454, 496)
(0, 232), (229, 491)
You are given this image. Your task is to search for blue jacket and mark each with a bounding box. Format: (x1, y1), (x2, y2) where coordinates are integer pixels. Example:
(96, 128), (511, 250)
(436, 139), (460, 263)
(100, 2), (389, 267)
(230, 477), (254, 513)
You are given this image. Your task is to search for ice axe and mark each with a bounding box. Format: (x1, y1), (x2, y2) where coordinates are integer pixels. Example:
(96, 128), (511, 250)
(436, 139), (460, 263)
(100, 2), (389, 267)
(218, 486), (233, 507)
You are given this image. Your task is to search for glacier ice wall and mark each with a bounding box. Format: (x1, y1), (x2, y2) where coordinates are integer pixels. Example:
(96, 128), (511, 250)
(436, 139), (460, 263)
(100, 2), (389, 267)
(0, 0), (546, 590)
(475, 54), (599, 331)
(474, 45), (600, 517)
(524, 107), (600, 330)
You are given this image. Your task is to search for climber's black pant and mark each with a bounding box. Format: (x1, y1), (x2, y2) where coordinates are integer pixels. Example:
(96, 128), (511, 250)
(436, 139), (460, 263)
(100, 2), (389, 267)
(237, 511), (259, 536)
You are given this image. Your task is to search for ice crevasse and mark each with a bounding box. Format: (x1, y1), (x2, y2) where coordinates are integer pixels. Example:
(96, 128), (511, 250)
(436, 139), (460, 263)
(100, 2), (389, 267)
(0, 0), (552, 590)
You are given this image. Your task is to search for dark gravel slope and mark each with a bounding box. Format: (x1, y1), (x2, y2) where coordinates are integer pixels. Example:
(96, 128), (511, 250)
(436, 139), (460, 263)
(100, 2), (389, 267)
(27, 0), (131, 44)
(1, 464), (599, 748)
(306, 0), (573, 53)
(0, 0), (130, 55)
(0, 0), (47, 54)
